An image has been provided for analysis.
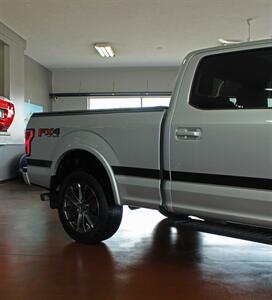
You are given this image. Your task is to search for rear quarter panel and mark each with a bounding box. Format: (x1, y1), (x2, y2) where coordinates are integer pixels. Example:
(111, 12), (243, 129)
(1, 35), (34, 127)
(27, 109), (166, 207)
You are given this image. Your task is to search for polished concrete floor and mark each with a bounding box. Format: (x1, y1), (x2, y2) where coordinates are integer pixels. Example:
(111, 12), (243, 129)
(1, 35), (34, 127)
(0, 180), (272, 300)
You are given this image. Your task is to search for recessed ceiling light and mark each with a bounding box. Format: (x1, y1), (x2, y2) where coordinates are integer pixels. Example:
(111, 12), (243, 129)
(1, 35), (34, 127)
(94, 43), (115, 58)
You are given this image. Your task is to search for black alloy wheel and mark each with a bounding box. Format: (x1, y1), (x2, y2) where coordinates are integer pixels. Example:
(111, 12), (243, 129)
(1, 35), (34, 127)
(58, 171), (123, 244)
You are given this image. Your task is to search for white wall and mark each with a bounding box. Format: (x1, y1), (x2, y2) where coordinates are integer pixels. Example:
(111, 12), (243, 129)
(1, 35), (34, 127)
(0, 22), (25, 145)
(0, 42), (9, 98)
(25, 55), (52, 112)
(0, 42), (3, 95)
(0, 23), (52, 180)
(0, 21), (26, 180)
(52, 67), (178, 111)
(53, 67), (178, 92)
(53, 97), (87, 111)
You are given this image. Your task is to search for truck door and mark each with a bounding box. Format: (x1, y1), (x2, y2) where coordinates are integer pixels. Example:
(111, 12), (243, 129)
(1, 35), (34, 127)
(169, 47), (272, 227)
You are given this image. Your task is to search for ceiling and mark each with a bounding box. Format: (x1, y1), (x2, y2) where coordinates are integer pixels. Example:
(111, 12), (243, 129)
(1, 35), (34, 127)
(0, 0), (271, 69)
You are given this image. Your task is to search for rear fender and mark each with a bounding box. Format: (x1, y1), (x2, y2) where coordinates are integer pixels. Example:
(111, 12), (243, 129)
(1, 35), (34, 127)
(51, 130), (121, 205)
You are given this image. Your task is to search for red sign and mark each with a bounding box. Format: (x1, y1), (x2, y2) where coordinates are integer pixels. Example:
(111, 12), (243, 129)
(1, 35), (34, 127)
(0, 98), (15, 132)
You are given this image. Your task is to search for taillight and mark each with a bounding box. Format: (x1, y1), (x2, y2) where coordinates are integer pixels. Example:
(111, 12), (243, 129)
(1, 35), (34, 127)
(25, 129), (35, 156)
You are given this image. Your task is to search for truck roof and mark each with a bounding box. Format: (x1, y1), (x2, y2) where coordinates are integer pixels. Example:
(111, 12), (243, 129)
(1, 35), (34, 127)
(187, 38), (272, 59)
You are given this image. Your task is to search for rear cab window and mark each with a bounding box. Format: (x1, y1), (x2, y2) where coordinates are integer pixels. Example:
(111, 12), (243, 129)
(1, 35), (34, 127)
(190, 48), (272, 110)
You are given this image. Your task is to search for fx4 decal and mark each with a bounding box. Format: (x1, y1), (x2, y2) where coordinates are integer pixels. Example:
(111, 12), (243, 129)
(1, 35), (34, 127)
(38, 128), (60, 137)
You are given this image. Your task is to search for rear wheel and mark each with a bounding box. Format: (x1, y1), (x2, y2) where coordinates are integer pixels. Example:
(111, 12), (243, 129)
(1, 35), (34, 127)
(58, 171), (123, 244)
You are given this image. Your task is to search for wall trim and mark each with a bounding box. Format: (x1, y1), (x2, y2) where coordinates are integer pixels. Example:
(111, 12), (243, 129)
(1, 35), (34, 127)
(50, 91), (172, 98)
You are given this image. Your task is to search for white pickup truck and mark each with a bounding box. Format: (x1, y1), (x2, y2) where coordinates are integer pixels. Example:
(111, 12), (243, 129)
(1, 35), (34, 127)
(26, 40), (272, 244)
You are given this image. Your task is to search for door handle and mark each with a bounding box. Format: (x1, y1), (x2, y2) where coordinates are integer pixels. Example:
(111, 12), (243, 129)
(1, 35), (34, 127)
(175, 128), (202, 140)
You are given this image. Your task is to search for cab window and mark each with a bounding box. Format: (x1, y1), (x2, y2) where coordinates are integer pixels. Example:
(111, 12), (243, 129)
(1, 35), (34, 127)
(190, 48), (272, 110)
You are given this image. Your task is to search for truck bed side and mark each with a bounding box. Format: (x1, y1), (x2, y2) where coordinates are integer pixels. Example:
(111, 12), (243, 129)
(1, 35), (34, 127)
(27, 107), (168, 208)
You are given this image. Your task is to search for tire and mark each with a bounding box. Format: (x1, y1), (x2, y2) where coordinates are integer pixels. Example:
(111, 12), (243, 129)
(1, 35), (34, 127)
(58, 171), (123, 244)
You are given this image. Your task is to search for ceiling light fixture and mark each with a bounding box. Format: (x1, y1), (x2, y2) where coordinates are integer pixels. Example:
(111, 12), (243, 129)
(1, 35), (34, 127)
(94, 43), (115, 58)
(218, 38), (242, 45)
(218, 18), (255, 46)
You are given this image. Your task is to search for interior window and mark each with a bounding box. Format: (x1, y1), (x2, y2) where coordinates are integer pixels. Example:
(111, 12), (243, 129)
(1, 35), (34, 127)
(142, 97), (170, 107)
(190, 48), (272, 110)
(88, 96), (171, 110)
(89, 97), (141, 110)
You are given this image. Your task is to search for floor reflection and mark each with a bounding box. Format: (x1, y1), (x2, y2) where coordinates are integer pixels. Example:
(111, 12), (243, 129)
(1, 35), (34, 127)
(1, 181), (272, 300)
(139, 218), (202, 263)
(107, 210), (272, 300)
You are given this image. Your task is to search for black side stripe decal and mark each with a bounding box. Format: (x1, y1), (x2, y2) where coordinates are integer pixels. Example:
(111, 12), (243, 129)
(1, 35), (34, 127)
(171, 171), (272, 190)
(112, 166), (272, 190)
(27, 159), (52, 168)
(112, 166), (160, 179)
(26, 161), (272, 191)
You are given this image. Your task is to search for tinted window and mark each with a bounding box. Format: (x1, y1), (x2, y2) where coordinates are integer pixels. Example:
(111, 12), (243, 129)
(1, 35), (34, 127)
(190, 48), (272, 110)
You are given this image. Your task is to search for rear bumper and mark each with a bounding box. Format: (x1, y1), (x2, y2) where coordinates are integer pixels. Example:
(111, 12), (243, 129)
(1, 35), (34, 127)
(20, 166), (31, 185)
(19, 155), (30, 185)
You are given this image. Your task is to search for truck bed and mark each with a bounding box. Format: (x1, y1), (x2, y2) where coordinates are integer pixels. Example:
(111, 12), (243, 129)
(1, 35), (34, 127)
(27, 107), (168, 208)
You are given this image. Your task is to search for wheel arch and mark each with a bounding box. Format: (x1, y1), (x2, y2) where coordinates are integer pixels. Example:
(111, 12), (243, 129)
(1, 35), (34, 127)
(51, 148), (121, 206)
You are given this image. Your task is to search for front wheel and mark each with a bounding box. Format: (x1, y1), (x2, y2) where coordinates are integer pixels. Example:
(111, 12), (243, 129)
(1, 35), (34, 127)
(58, 171), (123, 244)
